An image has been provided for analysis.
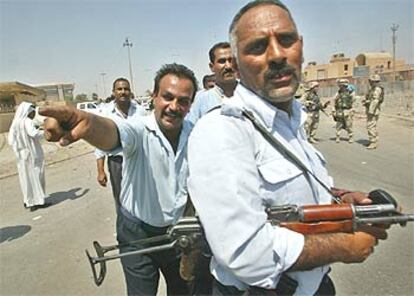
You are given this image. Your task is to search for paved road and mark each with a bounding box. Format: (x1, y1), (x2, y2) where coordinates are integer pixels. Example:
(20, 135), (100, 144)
(0, 114), (413, 295)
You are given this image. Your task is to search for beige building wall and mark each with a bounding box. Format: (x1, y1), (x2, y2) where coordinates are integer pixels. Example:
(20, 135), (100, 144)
(304, 52), (407, 82)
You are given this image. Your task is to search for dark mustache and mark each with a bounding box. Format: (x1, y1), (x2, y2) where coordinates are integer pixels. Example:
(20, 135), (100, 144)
(165, 110), (183, 118)
(223, 68), (234, 74)
(264, 64), (296, 81)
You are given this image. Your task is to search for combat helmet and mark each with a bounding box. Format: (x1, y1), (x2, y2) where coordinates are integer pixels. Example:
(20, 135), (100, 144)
(308, 81), (319, 89)
(337, 78), (349, 86)
(369, 74), (381, 82)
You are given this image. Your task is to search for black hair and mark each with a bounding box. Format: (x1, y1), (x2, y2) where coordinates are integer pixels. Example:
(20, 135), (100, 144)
(152, 63), (198, 102)
(208, 42), (231, 63)
(112, 78), (130, 91)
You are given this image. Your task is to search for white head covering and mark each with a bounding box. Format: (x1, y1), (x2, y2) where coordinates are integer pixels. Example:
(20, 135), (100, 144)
(8, 102), (35, 153)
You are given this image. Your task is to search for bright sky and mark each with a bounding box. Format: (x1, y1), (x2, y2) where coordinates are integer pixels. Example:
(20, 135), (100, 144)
(1, 0), (412, 98)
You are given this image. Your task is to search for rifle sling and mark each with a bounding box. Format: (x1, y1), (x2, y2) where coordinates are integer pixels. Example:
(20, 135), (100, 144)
(241, 109), (341, 204)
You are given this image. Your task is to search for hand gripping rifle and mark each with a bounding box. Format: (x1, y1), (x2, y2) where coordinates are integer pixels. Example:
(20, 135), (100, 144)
(85, 189), (414, 286)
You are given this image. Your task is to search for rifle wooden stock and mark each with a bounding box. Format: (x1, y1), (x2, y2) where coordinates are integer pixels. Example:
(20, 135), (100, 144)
(299, 204), (354, 222)
(279, 220), (354, 234)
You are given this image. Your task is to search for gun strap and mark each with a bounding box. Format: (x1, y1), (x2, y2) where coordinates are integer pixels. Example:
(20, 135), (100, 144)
(242, 109), (341, 204)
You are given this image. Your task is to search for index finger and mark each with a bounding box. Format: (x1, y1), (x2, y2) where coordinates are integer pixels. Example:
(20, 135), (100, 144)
(39, 106), (74, 122)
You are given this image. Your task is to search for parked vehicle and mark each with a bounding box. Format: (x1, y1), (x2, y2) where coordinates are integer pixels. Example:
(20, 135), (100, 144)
(76, 102), (100, 114)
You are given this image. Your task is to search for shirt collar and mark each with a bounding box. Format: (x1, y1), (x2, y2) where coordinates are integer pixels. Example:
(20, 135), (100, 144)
(144, 112), (193, 156)
(109, 99), (137, 117)
(235, 83), (306, 131)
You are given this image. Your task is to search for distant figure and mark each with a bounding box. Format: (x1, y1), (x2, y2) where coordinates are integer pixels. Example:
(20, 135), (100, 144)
(334, 79), (355, 143)
(8, 102), (50, 211)
(95, 78), (147, 213)
(202, 74), (216, 90)
(362, 74), (384, 149)
(302, 81), (329, 143)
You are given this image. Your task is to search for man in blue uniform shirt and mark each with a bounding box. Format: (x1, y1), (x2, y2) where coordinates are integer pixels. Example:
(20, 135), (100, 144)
(41, 63), (197, 296)
(95, 78), (147, 213)
(188, 1), (388, 295)
(187, 42), (238, 124)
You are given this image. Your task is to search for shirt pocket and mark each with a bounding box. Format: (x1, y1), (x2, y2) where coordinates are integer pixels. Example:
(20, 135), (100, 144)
(258, 156), (303, 185)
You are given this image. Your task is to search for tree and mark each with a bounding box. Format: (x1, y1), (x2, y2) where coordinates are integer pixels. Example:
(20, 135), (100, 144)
(91, 93), (99, 101)
(75, 94), (88, 102)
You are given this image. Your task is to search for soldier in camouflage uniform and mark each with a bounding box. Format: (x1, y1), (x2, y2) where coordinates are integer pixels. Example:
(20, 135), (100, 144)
(362, 74), (384, 149)
(302, 81), (329, 143)
(333, 79), (355, 143)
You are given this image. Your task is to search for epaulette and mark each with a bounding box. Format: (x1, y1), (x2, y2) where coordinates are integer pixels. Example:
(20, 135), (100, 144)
(220, 103), (244, 118)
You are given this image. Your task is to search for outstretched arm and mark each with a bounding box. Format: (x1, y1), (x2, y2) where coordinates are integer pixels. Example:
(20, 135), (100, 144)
(39, 106), (119, 150)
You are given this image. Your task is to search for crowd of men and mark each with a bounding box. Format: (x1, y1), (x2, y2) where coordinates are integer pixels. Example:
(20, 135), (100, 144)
(299, 75), (385, 149)
(11, 1), (392, 295)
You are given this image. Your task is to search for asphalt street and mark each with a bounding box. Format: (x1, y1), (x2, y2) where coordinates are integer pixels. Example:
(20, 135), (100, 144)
(0, 113), (413, 296)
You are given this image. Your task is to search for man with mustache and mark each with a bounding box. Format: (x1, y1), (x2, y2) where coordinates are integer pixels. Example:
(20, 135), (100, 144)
(188, 1), (388, 295)
(187, 42), (238, 124)
(95, 78), (147, 213)
(40, 63), (197, 296)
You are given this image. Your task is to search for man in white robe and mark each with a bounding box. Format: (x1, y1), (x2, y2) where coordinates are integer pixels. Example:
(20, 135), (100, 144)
(8, 102), (50, 211)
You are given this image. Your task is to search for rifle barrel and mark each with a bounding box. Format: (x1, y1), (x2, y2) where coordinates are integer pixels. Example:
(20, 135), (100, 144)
(357, 214), (414, 225)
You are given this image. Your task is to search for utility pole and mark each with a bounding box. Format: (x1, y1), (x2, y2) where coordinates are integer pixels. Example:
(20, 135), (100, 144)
(391, 24), (399, 92)
(123, 37), (135, 97)
(100, 72), (107, 97)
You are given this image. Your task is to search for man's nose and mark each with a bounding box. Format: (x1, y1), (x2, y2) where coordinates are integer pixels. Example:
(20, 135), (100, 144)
(224, 59), (233, 69)
(266, 38), (286, 65)
(169, 98), (180, 110)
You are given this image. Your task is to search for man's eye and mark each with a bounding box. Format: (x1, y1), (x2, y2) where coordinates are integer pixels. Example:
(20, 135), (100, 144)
(246, 40), (267, 55)
(279, 34), (298, 47)
(178, 98), (191, 107)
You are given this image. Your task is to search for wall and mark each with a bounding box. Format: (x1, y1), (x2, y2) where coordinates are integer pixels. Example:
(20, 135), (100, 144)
(0, 113), (14, 133)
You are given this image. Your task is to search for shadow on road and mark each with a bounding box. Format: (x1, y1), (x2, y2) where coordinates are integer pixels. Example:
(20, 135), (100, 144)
(0, 225), (31, 244)
(45, 187), (89, 206)
(356, 139), (370, 147)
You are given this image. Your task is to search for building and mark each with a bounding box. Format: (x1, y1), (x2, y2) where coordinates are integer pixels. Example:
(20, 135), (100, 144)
(33, 83), (75, 102)
(304, 51), (408, 82)
(0, 81), (46, 110)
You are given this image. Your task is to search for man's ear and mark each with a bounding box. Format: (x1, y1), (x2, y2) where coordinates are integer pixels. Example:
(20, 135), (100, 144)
(209, 62), (214, 72)
(299, 36), (304, 63)
(233, 56), (239, 72)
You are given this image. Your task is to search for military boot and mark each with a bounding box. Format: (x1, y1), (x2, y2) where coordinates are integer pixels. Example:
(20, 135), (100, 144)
(366, 142), (378, 149)
(348, 136), (354, 143)
(309, 137), (318, 144)
(335, 136), (340, 143)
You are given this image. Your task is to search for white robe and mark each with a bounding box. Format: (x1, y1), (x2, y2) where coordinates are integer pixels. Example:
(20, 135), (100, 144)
(8, 102), (48, 207)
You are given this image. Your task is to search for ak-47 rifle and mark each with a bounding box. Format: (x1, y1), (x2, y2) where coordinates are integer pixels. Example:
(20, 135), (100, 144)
(85, 189), (414, 286)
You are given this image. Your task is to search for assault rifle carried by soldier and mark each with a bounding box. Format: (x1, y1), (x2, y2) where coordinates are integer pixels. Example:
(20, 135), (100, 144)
(301, 81), (330, 143)
(333, 79), (355, 143)
(361, 74), (385, 149)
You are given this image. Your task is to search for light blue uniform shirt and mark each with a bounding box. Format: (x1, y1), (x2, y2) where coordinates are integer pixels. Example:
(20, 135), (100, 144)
(95, 100), (147, 159)
(188, 84), (333, 294)
(186, 85), (228, 124)
(112, 113), (193, 227)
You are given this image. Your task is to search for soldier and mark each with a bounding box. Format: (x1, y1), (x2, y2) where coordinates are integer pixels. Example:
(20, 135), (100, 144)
(362, 74), (384, 149)
(333, 79), (355, 143)
(302, 81), (329, 143)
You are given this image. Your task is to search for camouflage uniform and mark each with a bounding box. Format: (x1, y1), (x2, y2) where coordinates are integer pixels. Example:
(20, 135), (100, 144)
(302, 88), (325, 143)
(334, 85), (355, 143)
(362, 75), (384, 149)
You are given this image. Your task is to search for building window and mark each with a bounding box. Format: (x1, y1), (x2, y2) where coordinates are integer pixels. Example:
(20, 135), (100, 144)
(344, 64), (348, 71)
(317, 69), (325, 79)
(388, 61), (391, 69)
